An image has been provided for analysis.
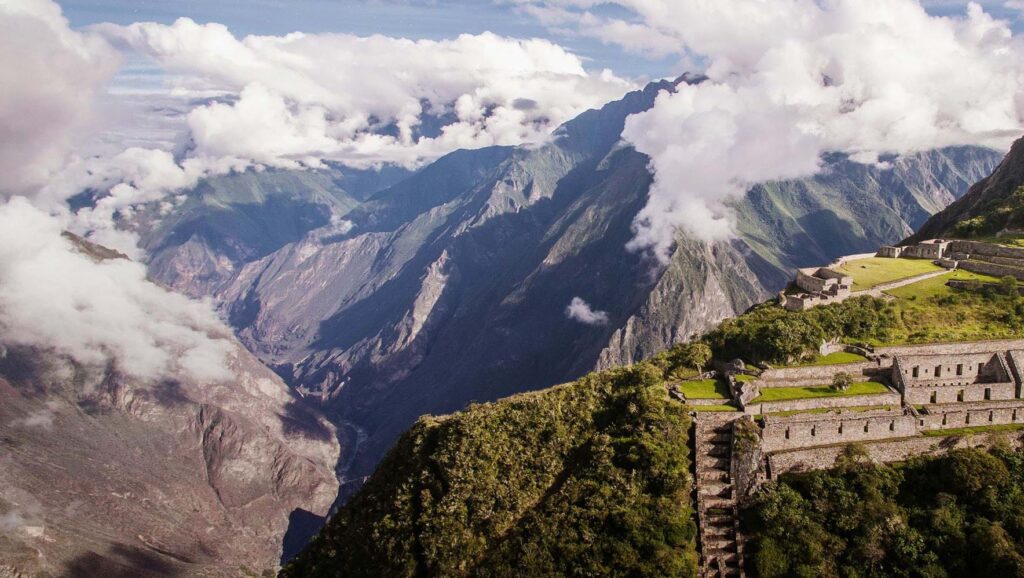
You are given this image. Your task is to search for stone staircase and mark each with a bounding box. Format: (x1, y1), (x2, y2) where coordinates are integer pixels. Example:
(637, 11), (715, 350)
(694, 415), (744, 578)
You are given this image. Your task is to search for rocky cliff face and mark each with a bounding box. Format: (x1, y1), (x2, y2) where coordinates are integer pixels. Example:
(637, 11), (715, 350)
(180, 80), (998, 487)
(909, 135), (1024, 242)
(0, 241), (339, 576)
(195, 81), (995, 487)
(139, 164), (410, 299)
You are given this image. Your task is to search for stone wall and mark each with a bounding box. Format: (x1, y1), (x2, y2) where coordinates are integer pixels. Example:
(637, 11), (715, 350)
(747, 391), (901, 416)
(757, 360), (888, 389)
(950, 240), (1024, 260)
(904, 381), (1016, 405)
(896, 352), (1007, 384)
(767, 430), (1024, 478)
(959, 259), (1024, 281)
(916, 400), (1024, 432)
(761, 408), (915, 453)
(874, 339), (1024, 357)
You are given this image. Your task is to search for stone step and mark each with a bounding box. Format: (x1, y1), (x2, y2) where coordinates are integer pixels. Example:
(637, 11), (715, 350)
(703, 498), (735, 510)
(707, 445), (730, 458)
(699, 470), (730, 483)
(701, 484), (732, 499)
(705, 524), (735, 538)
(703, 457), (730, 470)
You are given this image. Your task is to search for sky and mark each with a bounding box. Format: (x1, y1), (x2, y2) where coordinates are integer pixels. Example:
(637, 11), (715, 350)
(3, 0), (1024, 380)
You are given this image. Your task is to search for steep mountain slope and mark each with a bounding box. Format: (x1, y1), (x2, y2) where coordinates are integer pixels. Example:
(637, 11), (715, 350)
(909, 135), (1024, 241)
(0, 239), (340, 577)
(139, 164), (410, 299)
(209, 79), (998, 485)
(281, 363), (695, 578)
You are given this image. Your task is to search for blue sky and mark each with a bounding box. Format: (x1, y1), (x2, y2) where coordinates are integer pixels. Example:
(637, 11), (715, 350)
(58, 0), (678, 79)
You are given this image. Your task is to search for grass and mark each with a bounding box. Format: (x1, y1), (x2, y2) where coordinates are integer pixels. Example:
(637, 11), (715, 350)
(735, 374), (757, 383)
(750, 381), (890, 403)
(867, 269), (1024, 346)
(885, 269), (1001, 300)
(922, 423), (1024, 437)
(835, 257), (944, 291)
(677, 378), (729, 399)
(764, 405), (893, 417)
(688, 404), (739, 412)
(795, 352), (868, 366)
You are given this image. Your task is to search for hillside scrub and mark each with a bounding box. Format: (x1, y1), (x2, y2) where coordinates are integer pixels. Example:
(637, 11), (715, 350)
(745, 445), (1024, 578)
(281, 363), (698, 577)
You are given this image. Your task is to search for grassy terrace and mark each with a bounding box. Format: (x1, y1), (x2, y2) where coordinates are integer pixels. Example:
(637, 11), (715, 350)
(750, 381), (890, 403)
(794, 351), (867, 366)
(921, 423), (1024, 437)
(687, 404), (739, 412)
(874, 269), (1023, 345)
(763, 404), (894, 418)
(676, 378), (729, 399)
(835, 257), (944, 291)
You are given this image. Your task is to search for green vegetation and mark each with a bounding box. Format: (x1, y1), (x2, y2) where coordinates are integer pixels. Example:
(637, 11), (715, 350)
(921, 423), (1024, 437)
(735, 374), (757, 382)
(282, 363), (698, 578)
(705, 271), (1024, 366)
(677, 378), (729, 399)
(953, 185), (1024, 237)
(654, 341), (713, 380)
(706, 296), (899, 364)
(765, 405), (893, 417)
(796, 351), (868, 366)
(746, 446), (1024, 578)
(751, 381), (889, 403)
(688, 404), (740, 412)
(836, 257), (944, 290)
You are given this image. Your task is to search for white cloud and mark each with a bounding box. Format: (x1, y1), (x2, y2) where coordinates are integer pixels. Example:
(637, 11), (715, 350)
(0, 198), (233, 382)
(519, 0), (1024, 261)
(565, 297), (609, 326)
(10, 401), (61, 431)
(0, 0), (119, 197)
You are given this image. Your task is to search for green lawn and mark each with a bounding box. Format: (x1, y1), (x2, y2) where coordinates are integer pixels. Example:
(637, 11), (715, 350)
(677, 378), (730, 399)
(751, 381), (890, 403)
(868, 269), (1024, 345)
(885, 269), (1001, 300)
(735, 374), (757, 383)
(922, 423), (1024, 437)
(796, 351), (868, 366)
(835, 257), (944, 291)
(687, 404), (740, 412)
(764, 404), (893, 417)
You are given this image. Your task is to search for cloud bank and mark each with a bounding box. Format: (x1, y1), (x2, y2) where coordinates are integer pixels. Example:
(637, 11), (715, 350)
(518, 0), (1024, 261)
(0, 199), (233, 382)
(565, 297), (610, 326)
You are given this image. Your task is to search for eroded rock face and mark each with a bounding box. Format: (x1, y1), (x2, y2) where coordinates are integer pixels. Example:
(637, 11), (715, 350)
(205, 79), (999, 490)
(0, 339), (339, 577)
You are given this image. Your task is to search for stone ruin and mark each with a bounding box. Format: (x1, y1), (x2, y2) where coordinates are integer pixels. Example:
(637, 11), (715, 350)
(880, 238), (1024, 281)
(778, 267), (853, 311)
(691, 339), (1024, 578)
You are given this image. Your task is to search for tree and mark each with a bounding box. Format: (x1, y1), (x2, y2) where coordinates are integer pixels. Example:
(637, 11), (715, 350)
(1000, 275), (1019, 297)
(831, 372), (854, 392)
(689, 342), (712, 374)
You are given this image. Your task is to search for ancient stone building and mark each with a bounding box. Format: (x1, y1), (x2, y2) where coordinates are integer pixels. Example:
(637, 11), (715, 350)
(779, 267), (853, 311)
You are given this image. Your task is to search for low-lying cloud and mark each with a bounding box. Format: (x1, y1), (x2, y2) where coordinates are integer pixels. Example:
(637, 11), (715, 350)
(0, 198), (233, 383)
(519, 0), (1024, 262)
(565, 297), (610, 326)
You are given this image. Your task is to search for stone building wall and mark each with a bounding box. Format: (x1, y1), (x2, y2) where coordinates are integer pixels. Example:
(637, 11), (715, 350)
(761, 409), (915, 453)
(916, 400), (1024, 431)
(767, 431), (1024, 478)
(904, 381), (1016, 405)
(972, 254), (1024, 268)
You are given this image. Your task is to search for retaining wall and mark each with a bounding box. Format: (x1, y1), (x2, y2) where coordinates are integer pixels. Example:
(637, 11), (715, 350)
(767, 430), (1024, 478)
(916, 401), (1024, 431)
(950, 240), (1024, 260)
(874, 339), (1024, 357)
(960, 259), (1024, 281)
(761, 409), (914, 452)
(746, 391), (901, 416)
